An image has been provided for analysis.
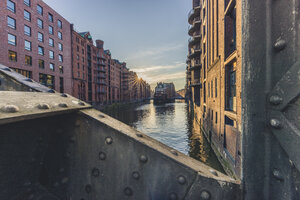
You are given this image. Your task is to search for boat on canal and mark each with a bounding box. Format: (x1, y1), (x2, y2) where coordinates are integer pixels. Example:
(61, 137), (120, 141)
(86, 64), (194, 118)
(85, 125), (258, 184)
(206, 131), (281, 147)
(153, 82), (176, 104)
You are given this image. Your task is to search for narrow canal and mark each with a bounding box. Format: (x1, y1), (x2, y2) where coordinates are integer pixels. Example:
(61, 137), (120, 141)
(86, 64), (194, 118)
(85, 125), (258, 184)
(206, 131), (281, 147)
(102, 100), (224, 173)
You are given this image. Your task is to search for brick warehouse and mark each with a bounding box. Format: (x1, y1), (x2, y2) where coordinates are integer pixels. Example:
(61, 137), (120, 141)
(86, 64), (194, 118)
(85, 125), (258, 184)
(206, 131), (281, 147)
(0, 0), (72, 94)
(186, 0), (242, 178)
(0, 0), (151, 105)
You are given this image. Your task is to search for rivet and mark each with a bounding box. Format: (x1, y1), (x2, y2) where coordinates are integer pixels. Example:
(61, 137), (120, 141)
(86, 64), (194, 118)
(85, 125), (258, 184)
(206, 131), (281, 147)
(99, 152), (106, 160)
(139, 155), (148, 163)
(270, 118), (282, 129)
(169, 193), (178, 200)
(78, 102), (85, 106)
(132, 171), (140, 180)
(105, 137), (113, 144)
(171, 149), (178, 156)
(273, 169), (284, 181)
(99, 114), (105, 118)
(3, 67), (12, 72)
(209, 169), (218, 176)
(274, 39), (286, 51)
(136, 133), (143, 137)
(177, 176), (186, 185)
(37, 103), (50, 110)
(85, 184), (92, 193)
(61, 177), (69, 184)
(92, 168), (100, 177)
(200, 190), (211, 200)
(48, 89), (55, 93)
(124, 187), (133, 196)
(1, 105), (19, 113)
(25, 78), (33, 82)
(61, 93), (68, 97)
(58, 103), (68, 108)
(269, 95), (283, 105)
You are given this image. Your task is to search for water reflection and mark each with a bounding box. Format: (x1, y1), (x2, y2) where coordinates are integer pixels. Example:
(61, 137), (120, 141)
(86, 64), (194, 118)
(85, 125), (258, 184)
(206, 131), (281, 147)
(102, 100), (224, 172)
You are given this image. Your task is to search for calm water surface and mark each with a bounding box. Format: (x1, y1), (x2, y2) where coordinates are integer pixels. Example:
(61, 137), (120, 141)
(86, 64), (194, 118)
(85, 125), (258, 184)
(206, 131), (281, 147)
(103, 100), (224, 173)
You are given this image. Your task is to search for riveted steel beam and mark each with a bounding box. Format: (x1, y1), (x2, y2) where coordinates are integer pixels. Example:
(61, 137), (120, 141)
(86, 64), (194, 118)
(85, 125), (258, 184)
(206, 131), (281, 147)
(0, 91), (90, 125)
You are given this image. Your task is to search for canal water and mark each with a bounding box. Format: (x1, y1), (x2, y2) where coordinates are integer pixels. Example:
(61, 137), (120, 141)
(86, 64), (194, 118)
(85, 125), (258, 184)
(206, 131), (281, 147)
(102, 100), (224, 173)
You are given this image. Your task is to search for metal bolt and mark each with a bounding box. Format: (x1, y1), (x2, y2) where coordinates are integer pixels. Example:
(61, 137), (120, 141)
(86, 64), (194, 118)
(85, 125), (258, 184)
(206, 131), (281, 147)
(48, 89), (55, 93)
(200, 190), (211, 200)
(132, 171), (140, 180)
(273, 169), (284, 181)
(25, 78), (33, 82)
(171, 149), (178, 156)
(99, 114), (105, 118)
(270, 118), (282, 129)
(58, 103), (68, 108)
(1, 105), (19, 113)
(99, 152), (106, 160)
(124, 187), (133, 196)
(3, 67), (12, 72)
(78, 102), (85, 106)
(136, 133), (143, 138)
(105, 137), (113, 144)
(37, 103), (50, 110)
(92, 168), (100, 177)
(61, 177), (69, 184)
(274, 39), (286, 51)
(177, 176), (186, 185)
(169, 193), (178, 200)
(139, 155), (148, 163)
(209, 169), (218, 176)
(85, 184), (92, 193)
(61, 93), (68, 97)
(269, 95), (283, 105)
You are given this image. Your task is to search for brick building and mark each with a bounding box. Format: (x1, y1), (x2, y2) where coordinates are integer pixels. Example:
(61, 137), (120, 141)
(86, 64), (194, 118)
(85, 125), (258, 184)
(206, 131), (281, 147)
(0, 0), (72, 93)
(187, 0), (241, 178)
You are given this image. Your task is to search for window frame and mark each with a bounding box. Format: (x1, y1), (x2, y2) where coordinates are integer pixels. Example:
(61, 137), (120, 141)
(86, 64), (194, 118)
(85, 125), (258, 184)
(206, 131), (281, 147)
(49, 50), (54, 59)
(38, 32), (44, 42)
(7, 0), (15, 13)
(8, 33), (16, 46)
(49, 63), (55, 71)
(37, 4), (43, 15)
(57, 20), (62, 29)
(58, 31), (62, 40)
(25, 55), (32, 66)
(58, 43), (63, 51)
(38, 59), (44, 69)
(24, 0), (30, 7)
(48, 13), (54, 23)
(38, 46), (44, 55)
(48, 25), (54, 35)
(24, 10), (31, 22)
(24, 40), (32, 51)
(7, 16), (16, 29)
(24, 25), (31, 36)
(49, 38), (54, 47)
(37, 18), (43, 29)
(8, 50), (17, 62)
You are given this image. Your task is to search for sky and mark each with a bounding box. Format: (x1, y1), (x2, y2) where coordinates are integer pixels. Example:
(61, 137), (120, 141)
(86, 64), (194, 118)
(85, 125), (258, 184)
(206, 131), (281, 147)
(43, 0), (191, 90)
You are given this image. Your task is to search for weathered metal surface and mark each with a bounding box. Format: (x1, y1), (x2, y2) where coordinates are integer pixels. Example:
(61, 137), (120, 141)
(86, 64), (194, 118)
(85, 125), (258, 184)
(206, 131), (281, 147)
(242, 0), (300, 199)
(0, 91), (90, 125)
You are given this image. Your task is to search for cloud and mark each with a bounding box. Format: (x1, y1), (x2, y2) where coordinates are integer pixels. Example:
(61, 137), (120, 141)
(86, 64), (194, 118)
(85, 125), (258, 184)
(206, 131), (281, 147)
(130, 62), (185, 73)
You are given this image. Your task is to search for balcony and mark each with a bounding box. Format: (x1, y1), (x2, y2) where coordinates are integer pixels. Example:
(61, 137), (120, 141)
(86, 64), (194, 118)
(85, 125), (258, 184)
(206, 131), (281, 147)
(191, 78), (202, 87)
(188, 2), (201, 24)
(188, 18), (202, 36)
(188, 47), (201, 59)
(190, 62), (202, 70)
(188, 33), (202, 47)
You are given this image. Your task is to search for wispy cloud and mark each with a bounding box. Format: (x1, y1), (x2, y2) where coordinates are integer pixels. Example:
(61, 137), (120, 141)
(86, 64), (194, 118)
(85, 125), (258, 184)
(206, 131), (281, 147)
(130, 62), (185, 73)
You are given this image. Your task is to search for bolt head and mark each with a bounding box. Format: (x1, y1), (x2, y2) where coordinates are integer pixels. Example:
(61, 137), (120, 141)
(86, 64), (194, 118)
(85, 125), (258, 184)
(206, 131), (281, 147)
(171, 149), (178, 156)
(99, 114), (105, 118)
(1, 105), (19, 113)
(37, 103), (50, 110)
(61, 93), (68, 97)
(58, 103), (68, 108)
(200, 190), (211, 200)
(139, 155), (148, 163)
(99, 152), (106, 160)
(273, 169), (284, 181)
(209, 169), (218, 176)
(124, 187), (133, 196)
(78, 102), (85, 106)
(136, 133), (143, 138)
(270, 119), (282, 129)
(132, 171), (140, 180)
(269, 95), (283, 105)
(177, 176), (186, 185)
(274, 39), (286, 51)
(48, 89), (55, 93)
(105, 137), (113, 144)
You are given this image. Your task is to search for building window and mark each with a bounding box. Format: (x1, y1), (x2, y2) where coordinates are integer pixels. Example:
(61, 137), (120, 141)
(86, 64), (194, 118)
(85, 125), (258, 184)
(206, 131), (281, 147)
(39, 73), (55, 89)
(211, 110), (213, 120)
(7, 16), (16, 29)
(25, 55), (32, 66)
(24, 10), (31, 21)
(225, 63), (236, 112)
(59, 77), (64, 93)
(77, 63), (80, 69)
(48, 13), (53, 22)
(59, 66), (63, 74)
(215, 112), (218, 124)
(24, 25), (31, 36)
(49, 50), (54, 59)
(25, 40), (31, 51)
(39, 59), (44, 69)
(208, 82), (210, 98)
(24, 0), (30, 7)
(8, 33), (16, 46)
(77, 55), (79, 60)
(49, 38), (54, 47)
(57, 20), (62, 29)
(49, 63), (55, 71)
(7, 0), (15, 13)
(215, 77), (217, 97)
(225, 6), (236, 58)
(76, 37), (79, 43)
(211, 80), (213, 98)
(82, 57), (84, 62)
(12, 68), (32, 78)
(58, 31), (62, 40)
(38, 32), (43, 42)
(38, 46), (44, 55)
(78, 72), (80, 78)
(58, 54), (63, 62)
(37, 19), (43, 29)
(49, 26), (54, 35)
(58, 43), (63, 51)
(77, 46), (79, 52)
(8, 50), (17, 62)
(37, 4), (43, 15)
